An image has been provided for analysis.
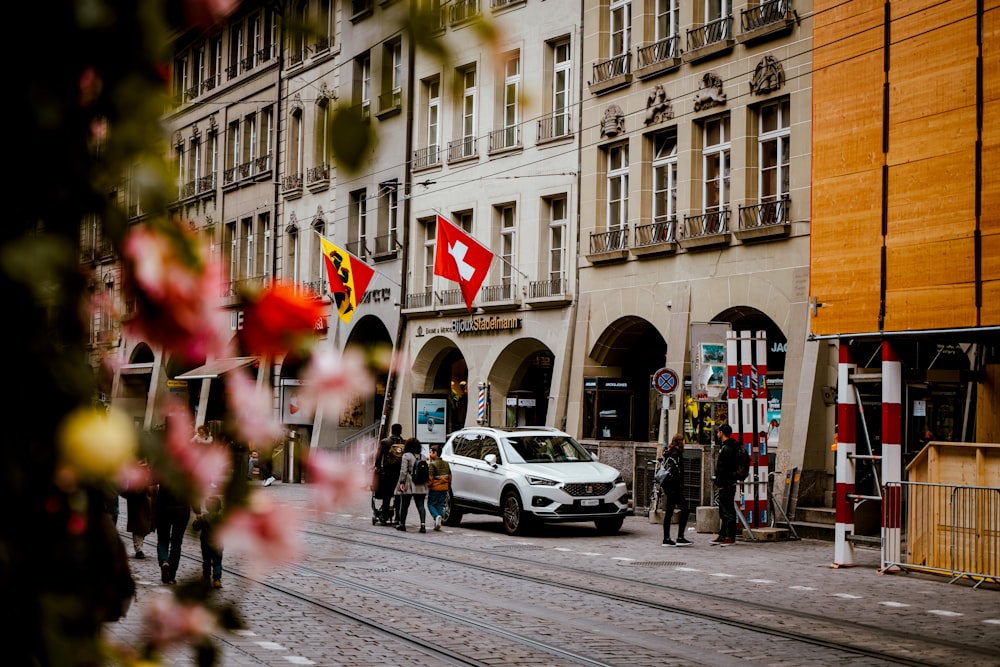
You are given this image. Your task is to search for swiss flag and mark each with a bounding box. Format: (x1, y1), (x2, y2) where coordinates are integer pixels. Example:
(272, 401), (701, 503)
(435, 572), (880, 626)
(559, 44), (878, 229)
(433, 215), (494, 312)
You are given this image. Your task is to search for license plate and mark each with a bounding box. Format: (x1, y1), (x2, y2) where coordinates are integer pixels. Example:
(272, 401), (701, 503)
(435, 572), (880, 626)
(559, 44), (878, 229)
(580, 498), (600, 506)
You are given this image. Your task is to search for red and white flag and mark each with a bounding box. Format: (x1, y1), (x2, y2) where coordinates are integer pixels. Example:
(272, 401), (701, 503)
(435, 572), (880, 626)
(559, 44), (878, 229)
(433, 214), (494, 312)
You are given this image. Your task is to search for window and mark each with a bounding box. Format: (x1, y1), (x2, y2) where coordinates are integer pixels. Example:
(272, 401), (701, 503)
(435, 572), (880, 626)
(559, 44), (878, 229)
(315, 98), (332, 170)
(758, 98), (790, 202)
(390, 40), (402, 99)
(244, 113), (258, 169)
(652, 128), (678, 238)
(501, 53), (520, 148)
(227, 120), (240, 173)
(317, 0), (334, 51)
(260, 213), (271, 282)
(703, 115), (730, 213)
(459, 66), (476, 156)
(247, 13), (260, 69)
(289, 107), (303, 181)
(173, 54), (189, 101)
(290, 1), (308, 64)
(377, 181), (399, 254)
(656, 0), (680, 41)
(423, 216), (437, 290)
(547, 196), (567, 287)
(287, 227), (300, 286)
(208, 37), (223, 90)
(261, 106), (274, 170)
(497, 204), (516, 287)
(456, 210), (473, 234)
(552, 40), (571, 137)
(241, 217), (253, 280)
(190, 136), (202, 190)
(311, 219), (325, 290)
(349, 189), (367, 257)
(607, 142), (629, 230)
(357, 53), (371, 120)
(610, 0), (631, 59)
(230, 23), (244, 77)
(225, 221), (238, 286)
(427, 77), (440, 162)
(194, 45), (206, 97)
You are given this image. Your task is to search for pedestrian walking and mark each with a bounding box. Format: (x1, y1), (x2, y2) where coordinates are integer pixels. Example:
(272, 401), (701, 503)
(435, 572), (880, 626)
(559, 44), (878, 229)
(426, 444), (452, 531)
(154, 475), (191, 584)
(191, 424), (213, 445)
(395, 437), (428, 533)
(712, 424), (740, 546)
(660, 434), (692, 546)
(121, 459), (155, 559)
(374, 423), (405, 525)
(192, 495), (225, 589)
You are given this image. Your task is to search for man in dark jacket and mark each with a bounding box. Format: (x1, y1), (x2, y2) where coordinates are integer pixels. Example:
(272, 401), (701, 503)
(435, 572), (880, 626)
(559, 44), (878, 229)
(373, 423), (405, 525)
(712, 424), (740, 546)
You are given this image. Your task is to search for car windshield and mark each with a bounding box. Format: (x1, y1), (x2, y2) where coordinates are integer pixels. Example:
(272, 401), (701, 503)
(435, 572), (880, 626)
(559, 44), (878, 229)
(507, 435), (592, 463)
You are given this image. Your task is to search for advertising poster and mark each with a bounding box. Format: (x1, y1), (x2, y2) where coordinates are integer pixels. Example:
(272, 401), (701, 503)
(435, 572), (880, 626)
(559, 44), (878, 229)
(281, 379), (313, 425)
(413, 395), (448, 444)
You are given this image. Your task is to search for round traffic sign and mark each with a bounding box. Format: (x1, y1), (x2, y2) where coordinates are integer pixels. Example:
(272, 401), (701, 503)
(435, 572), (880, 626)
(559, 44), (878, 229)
(653, 367), (679, 395)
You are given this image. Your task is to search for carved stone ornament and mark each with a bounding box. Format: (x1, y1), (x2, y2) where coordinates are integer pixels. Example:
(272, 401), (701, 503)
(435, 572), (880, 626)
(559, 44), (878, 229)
(191, 124), (201, 141)
(173, 131), (184, 148)
(693, 72), (727, 111)
(600, 105), (626, 138)
(285, 212), (299, 234)
(318, 81), (336, 102)
(207, 115), (218, 135)
(750, 55), (785, 95)
(644, 84), (674, 125)
(289, 93), (304, 115)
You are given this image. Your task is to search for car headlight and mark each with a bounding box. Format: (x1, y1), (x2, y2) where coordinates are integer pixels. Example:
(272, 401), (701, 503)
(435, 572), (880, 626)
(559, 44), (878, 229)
(614, 474), (625, 485)
(525, 475), (558, 486)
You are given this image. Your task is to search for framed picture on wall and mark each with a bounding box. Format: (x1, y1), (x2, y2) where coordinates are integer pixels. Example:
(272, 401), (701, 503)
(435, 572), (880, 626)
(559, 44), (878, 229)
(413, 395), (448, 444)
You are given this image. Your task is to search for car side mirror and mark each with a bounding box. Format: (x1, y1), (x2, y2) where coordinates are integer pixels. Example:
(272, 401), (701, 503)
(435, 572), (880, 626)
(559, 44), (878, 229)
(484, 453), (498, 467)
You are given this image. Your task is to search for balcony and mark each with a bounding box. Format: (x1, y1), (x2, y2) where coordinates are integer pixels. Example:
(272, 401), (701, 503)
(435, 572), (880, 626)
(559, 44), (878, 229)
(631, 217), (678, 257)
(299, 279), (328, 300)
(636, 37), (681, 79)
(447, 136), (478, 163)
(178, 173), (216, 200)
(403, 290), (434, 311)
(739, 0), (795, 45)
(221, 275), (271, 305)
(684, 16), (735, 63)
(527, 277), (572, 308)
(537, 111), (572, 144)
(372, 232), (400, 261)
(488, 125), (520, 154)
(436, 287), (468, 312)
(449, 0), (480, 25)
(282, 173), (303, 197)
(413, 145), (441, 170)
(586, 228), (629, 264)
(201, 75), (220, 95)
(735, 197), (791, 243)
(377, 88), (402, 118)
(490, 0), (525, 10)
(478, 282), (519, 311)
(589, 53), (631, 95)
(306, 163), (330, 189)
(344, 240), (368, 260)
(184, 84), (200, 103)
(678, 209), (731, 250)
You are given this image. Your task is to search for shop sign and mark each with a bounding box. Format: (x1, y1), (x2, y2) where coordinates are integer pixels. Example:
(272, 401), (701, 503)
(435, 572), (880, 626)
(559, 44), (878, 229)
(451, 315), (522, 335)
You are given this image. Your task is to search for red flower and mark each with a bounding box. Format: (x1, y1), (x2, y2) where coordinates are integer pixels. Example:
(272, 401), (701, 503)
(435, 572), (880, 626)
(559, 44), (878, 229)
(239, 283), (324, 355)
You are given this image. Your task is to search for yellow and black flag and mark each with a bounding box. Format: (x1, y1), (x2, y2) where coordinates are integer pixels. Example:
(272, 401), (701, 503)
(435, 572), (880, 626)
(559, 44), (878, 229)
(319, 235), (374, 324)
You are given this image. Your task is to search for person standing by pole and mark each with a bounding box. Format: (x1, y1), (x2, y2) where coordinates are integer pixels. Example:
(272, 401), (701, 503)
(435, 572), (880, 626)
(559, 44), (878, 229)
(426, 444), (452, 531)
(712, 424), (740, 546)
(660, 434), (692, 546)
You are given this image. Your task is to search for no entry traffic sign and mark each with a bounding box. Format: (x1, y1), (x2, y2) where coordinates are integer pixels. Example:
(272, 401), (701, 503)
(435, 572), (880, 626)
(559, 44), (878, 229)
(653, 367), (679, 395)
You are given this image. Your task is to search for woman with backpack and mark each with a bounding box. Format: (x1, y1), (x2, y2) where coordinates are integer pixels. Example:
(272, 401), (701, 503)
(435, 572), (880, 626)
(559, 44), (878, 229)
(660, 434), (692, 547)
(395, 438), (429, 533)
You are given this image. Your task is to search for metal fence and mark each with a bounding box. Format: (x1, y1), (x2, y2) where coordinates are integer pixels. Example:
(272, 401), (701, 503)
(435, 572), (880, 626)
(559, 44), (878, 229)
(885, 481), (1000, 587)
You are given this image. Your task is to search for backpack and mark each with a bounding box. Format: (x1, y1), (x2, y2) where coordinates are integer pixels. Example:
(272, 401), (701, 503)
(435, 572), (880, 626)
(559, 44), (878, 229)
(412, 456), (429, 485)
(734, 445), (751, 482)
(385, 437), (405, 465)
(655, 456), (679, 491)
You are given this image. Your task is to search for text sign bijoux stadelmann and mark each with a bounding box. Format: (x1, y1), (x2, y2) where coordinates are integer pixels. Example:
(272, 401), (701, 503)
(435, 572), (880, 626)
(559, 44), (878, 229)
(450, 315), (523, 335)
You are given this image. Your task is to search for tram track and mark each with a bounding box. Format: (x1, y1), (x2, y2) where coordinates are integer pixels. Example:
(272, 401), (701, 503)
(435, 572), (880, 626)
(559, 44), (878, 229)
(295, 520), (997, 667)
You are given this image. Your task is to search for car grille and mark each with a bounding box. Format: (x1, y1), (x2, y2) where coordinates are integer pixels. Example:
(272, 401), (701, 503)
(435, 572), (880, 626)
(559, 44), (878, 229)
(554, 502), (619, 515)
(563, 482), (614, 497)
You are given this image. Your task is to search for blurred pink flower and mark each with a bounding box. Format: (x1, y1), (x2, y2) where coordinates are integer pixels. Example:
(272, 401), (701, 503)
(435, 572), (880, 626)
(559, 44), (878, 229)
(218, 492), (301, 569)
(166, 405), (231, 498)
(117, 460), (152, 492)
(143, 595), (217, 648)
(183, 0), (240, 28)
(123, 225), (229, 363)
(306, 449), (367, 511)
(299, 345), (373, 420)
(225, 368), (285, 445)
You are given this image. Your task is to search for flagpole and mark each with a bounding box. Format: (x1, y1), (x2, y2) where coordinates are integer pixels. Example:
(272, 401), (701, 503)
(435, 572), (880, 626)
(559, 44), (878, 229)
(432, 209), (528, 280)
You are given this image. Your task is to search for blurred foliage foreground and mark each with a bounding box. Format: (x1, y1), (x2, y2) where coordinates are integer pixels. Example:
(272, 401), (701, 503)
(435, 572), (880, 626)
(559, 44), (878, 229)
(1, 1), (380, 665)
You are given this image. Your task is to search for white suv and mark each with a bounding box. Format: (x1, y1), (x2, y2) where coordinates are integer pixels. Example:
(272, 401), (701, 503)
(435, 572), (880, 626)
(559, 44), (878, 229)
(441, 426), (631, 535)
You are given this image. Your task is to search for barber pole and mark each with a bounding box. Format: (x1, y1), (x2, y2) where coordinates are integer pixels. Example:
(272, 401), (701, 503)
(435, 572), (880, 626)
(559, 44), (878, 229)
(881, 342), (902, 569)
(754, 332), (769, 527)
(477, 382), (487, 425)
(834, 345), (857, 567)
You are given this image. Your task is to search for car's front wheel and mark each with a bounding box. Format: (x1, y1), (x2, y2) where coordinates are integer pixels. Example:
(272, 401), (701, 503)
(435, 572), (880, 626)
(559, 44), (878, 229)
(442, 492), (462, 526)
(501, 490), (530, 535)
(594, 516), (625, 534)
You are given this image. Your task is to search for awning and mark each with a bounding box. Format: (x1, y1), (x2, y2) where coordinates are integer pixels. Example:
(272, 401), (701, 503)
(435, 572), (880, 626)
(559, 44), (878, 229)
(175, 357), (257, 380)
(119, 363), (154, 376)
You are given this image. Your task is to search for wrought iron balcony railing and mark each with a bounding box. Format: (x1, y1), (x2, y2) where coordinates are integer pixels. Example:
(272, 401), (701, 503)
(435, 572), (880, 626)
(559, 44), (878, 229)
(682, 208), (730, 238)
(404, 290), (434, 309)
(413, 145), (440, 169)
(634, 217), (676, 246)
(739, 196), (790, 229)
(537, 111), (572, 142)
(448, 136), (478, 162)
(307, 163), (330, 185)
(282, 173), (303, 192)
(687, 16), (733, 51)
(528, 277), (565, 299)
(592, 53), (631, 85)
(637, 36), (680, 68)
(450, 0), (480, 24)
(489, 125), (520, 152)
(437, 288), (466, 307)
(589, 227), (628, 254)
(742, 0), (790, 32)
(479, 282), (516, 303)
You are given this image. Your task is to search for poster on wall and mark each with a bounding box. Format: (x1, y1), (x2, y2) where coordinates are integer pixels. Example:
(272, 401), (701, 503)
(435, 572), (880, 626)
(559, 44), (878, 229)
(413, 395), (448, 444)
(340, 394), (365, 428)
(690, 321), (731, 402)
(281, 379), (313, 425)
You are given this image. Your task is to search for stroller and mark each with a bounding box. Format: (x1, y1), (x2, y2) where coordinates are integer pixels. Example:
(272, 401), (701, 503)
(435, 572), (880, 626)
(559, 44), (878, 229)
(370, 468), (397, 526)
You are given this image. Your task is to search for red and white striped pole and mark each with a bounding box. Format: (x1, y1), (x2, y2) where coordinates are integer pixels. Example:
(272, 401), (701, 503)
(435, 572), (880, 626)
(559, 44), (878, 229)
(833, 343), (856, 567)
(725, 331), (742, 520)
(754, 331), (769, 528)
(881, 342), (902, 570)
(740, 331), (756, 526)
